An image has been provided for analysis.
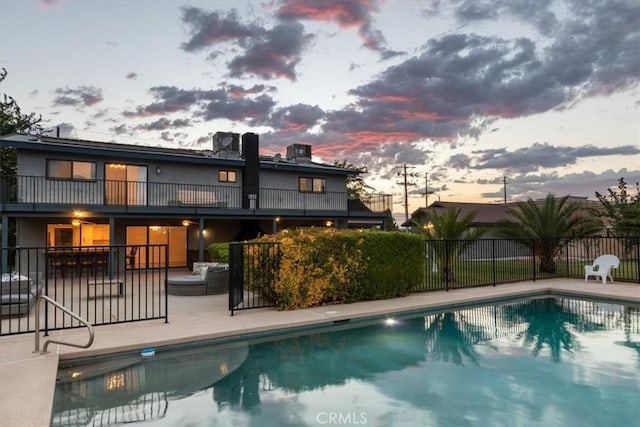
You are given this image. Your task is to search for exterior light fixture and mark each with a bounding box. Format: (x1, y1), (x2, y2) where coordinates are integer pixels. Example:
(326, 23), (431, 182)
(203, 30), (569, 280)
(275, 216), (281, 222)
(325, 220), (333, 227)
(72, 210), (84, 226)
(182, 220), (190, 227)
(156, 166), (161, 175)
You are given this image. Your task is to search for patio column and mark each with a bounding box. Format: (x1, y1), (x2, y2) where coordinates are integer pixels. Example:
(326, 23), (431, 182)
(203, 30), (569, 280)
(198, 217), (205, 262)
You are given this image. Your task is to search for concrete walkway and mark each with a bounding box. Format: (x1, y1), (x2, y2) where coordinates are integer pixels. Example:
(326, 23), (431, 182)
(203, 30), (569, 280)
(1, 279), (638, 427)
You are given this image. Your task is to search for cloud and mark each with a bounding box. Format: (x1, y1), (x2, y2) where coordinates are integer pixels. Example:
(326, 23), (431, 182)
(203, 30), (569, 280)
(318, 0), (640, 152)
(123, 86), (203, 117)
(227, 22), (312, 81)
(226, 84), (274, 98)
(480, 168), (640, 201)
(126, 72), (138, 80)
(264, 104), (324, 131)
(467, 143), (640, 173)
(181, 7), (312, 80)
(446, 153), (472, 170)
(124, 83), (278, 125)
(52, 86), (103, 107)
(200, 94), (276, 123)
(450, 0), (560, 35)
(180, 7), (260, 52)
(136, 118), (191, 131)
(111, 124), (129, 135)
(159, 131), (189, 142)
(276, 0), (401, 58)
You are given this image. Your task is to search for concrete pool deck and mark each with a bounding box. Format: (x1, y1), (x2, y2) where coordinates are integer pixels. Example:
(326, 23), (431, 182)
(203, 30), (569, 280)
(1, 278), (638, 427)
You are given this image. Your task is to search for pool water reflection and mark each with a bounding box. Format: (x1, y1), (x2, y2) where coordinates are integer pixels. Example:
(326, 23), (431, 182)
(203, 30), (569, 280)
(52, 297), (640, 427)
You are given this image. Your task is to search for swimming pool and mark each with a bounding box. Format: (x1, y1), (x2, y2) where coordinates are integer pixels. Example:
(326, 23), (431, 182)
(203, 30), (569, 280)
(52, 296), (640, 427)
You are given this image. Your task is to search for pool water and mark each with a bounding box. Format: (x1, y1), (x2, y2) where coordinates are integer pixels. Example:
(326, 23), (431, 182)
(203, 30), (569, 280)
(52, 297), (640, 427)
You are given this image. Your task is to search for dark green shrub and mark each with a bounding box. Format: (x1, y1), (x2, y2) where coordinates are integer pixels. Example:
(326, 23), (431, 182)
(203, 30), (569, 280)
(357, 231), (423, 299)
(208, 242), (230, 262)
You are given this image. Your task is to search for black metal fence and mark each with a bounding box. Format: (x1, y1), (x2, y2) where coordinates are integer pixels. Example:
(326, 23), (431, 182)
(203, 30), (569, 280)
(1, 245), (168, 336)
(227, 236), (639, 313)
(229, 242), (280, 315)
(418, 236), (640, 291)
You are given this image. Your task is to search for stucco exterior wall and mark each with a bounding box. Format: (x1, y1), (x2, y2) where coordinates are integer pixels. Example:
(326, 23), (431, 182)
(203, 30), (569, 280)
(259, 169), (348, 211)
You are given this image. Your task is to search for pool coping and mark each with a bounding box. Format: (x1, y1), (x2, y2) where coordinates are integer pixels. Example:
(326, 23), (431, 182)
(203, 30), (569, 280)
(1, 279), (638, 427)
(59, 286), (640, 364)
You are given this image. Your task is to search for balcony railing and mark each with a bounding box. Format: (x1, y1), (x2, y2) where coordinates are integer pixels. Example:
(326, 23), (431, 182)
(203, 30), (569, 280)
(1, 174), (391, 214)
(358, 193), (392, 213)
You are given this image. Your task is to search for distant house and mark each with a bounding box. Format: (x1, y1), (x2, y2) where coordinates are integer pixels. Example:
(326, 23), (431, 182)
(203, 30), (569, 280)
(0, 132), (392, 269)
(403, 197), (599, 236)
(402, 201), (514, 234)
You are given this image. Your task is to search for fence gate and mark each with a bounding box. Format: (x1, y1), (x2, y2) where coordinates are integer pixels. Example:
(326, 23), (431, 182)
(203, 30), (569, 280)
(228, 242), (279, 315)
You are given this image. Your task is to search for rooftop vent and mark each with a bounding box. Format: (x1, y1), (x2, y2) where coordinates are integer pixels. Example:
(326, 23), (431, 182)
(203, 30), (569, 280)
(212, 132), (240, 155)
(286, 144), (312, 163)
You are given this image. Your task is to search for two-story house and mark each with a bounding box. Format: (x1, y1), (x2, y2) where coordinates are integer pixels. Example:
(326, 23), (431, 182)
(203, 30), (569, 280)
(0, 132), (391, 270)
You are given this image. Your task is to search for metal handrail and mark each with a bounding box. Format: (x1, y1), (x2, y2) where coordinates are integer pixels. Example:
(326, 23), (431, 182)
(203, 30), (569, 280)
(34, 294), (94, 354)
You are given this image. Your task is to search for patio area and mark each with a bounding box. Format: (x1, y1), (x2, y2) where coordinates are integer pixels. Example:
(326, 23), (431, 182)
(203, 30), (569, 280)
(1, 278), (639, 427)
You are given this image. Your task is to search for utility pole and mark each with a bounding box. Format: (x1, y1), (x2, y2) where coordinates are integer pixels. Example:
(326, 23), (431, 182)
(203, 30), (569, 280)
(503, 176), (507, 204)
(396, 164), (418, 223)
(422, 175), (435, 207)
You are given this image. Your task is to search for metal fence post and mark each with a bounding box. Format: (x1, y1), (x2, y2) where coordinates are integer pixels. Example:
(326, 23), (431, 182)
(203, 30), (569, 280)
(636, 236), (640, 284)
(445, 240), (450, 292)
(492, 239), (496, 286)
(532, 239), (537, 282)
(164, 244), (169, 323)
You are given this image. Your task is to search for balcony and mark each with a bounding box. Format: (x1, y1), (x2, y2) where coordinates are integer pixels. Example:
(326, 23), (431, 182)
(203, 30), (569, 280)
(0, 175), (391, 215)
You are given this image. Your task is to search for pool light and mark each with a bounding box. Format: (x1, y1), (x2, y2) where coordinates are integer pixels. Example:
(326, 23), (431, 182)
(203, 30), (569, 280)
(385, 318), (397, 326)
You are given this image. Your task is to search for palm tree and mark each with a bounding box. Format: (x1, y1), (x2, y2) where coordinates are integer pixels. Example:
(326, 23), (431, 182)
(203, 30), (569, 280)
(414, 207), (485, 282)
(497, 194), (601, 274)
(423, 311), (488, 366)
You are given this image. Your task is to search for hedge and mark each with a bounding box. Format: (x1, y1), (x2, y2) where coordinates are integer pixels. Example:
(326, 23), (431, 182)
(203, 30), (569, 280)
(250, 229), (423, 309)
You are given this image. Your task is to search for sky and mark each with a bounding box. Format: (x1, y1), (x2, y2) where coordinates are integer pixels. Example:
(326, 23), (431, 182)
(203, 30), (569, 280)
(1, 0), (639, 219)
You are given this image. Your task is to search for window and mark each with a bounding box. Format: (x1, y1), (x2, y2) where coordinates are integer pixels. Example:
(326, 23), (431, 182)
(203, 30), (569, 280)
(299, 177), (325, 193)
(219, 170), (237, 183)
(47, 160), (96, 180)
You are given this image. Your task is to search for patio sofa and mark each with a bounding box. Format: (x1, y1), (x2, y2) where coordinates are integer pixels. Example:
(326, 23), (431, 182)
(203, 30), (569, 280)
(1, 272), (42, 317)
(193, 262), (229, 295)
(168, 263), (229, 296)
(205, 265), (229, 295)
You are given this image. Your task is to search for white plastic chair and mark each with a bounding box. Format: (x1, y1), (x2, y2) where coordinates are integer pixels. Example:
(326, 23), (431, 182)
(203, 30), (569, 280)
(584, 254), (620, 285)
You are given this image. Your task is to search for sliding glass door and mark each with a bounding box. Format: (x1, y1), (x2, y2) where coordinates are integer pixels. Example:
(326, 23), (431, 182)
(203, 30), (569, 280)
(126, 226), (187, 268)
(105, 164), (147, 206)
